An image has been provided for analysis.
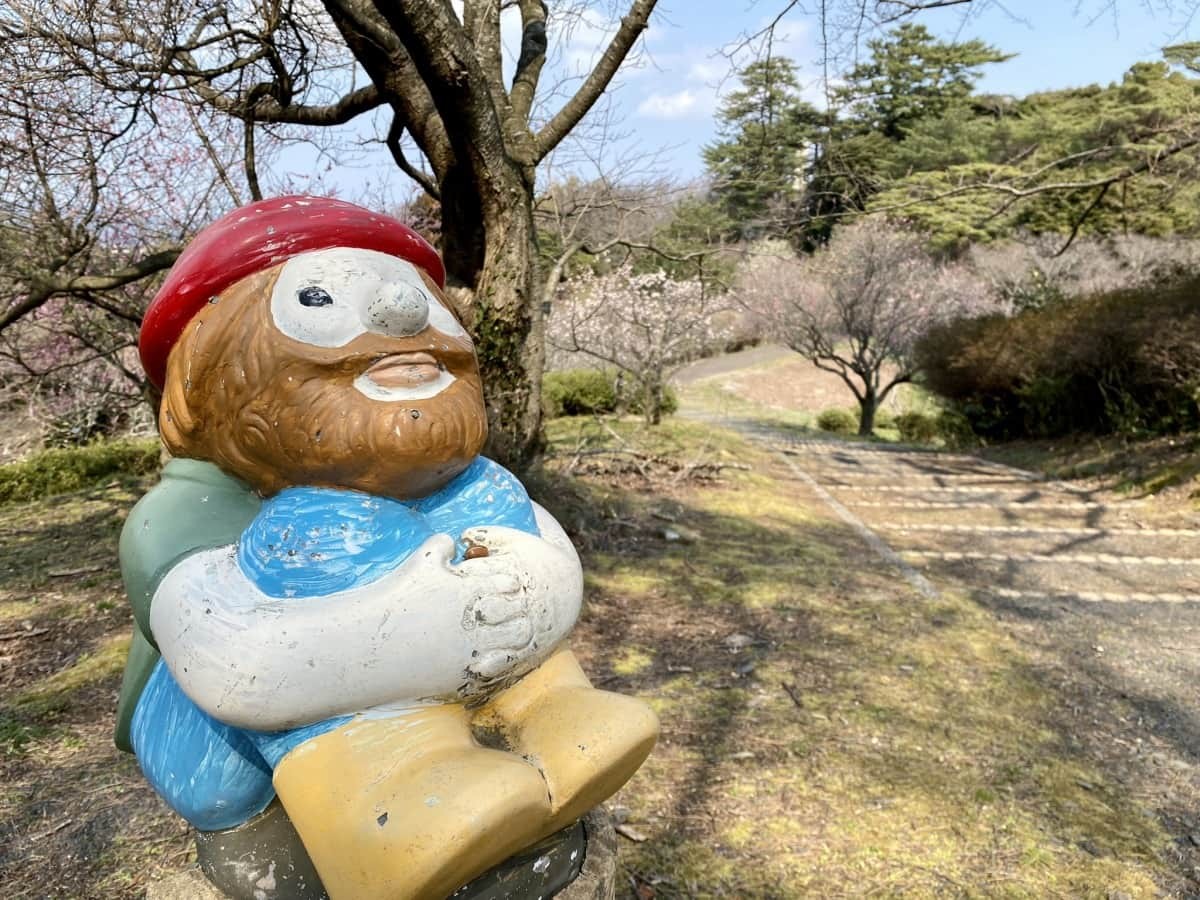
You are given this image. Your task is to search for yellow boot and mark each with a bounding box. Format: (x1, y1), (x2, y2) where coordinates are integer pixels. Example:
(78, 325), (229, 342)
(273, 704), (551, 900)
(474, 647), (659, 836)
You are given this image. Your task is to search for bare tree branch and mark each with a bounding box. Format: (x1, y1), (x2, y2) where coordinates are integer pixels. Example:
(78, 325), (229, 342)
(0, 248), (182, 334)
(1052, 182), (1112, 257)
(244, 119), (263, 201)
(386, 117), (441, 200)
(534, 0), (657, 161)
(463, 0), (509, 116)
(511, 0), (548, 124)
(367, 1), (512, 183)
(235, 84), (383, 126)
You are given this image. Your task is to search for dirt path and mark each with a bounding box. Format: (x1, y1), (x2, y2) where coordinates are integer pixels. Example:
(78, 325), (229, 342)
(674, 345), (797, 385)
(730, 423), (1200, 891)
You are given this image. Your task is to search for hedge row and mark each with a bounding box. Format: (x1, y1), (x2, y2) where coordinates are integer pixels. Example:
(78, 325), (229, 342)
(543, 370), (678, 419)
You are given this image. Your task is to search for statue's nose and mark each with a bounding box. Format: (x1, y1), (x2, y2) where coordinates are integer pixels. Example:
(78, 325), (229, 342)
(364, 284), (429, 337)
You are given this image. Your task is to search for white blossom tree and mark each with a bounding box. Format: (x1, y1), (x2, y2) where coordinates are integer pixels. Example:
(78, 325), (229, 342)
(740, 220), (998, 435)
(548, 266), (731, 424)
(967, 234), (1200, 312)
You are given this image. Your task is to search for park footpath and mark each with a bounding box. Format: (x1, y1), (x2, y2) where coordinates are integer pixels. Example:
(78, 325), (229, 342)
(743, 424), (1200, 885)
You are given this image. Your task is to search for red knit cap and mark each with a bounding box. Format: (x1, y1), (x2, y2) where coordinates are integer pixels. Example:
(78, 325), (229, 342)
(139, 195), (445, 390)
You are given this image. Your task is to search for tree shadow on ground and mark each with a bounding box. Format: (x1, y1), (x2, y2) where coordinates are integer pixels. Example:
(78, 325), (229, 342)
(533, 462), (1191, 897)
(1, 456), (1194, 897)
(963, 584), (1200, 884)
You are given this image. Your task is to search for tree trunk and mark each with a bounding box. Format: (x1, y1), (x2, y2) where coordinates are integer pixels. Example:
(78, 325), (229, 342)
(442, 171), (545, 471)
(645, 376), (663, 426)
(857, 389), (877, 436)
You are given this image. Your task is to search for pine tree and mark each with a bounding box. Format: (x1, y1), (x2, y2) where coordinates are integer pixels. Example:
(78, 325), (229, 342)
(836, 24), (1012, 140)
(802, 25), (1008, 245)
(702, 58), (821, 239)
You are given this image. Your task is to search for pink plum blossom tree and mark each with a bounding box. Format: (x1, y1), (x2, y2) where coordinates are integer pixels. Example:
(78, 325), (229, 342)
(739, 220), (998, 435)
(0, 23), (263, 441)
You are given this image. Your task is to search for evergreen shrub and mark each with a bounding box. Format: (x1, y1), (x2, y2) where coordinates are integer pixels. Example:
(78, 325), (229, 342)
(817, 408), (858, 434)
(0, 438), (160, 504)
(628, 386), (679, 418)
(896, 412), (939, 443)
(543, 370), (617, 418)
(543, 370), (679, 420)
(916, 276), (1200, 439)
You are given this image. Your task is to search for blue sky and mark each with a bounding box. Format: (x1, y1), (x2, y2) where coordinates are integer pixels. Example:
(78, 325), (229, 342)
(280, 1), (1200, 199)
(620, 0), (1200, 178)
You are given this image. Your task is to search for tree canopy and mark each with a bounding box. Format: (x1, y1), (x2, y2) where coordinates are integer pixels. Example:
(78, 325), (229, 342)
(701, 58), (821, 240)
(870, 61), (1200, 248)
(703, 23), (1200, 251)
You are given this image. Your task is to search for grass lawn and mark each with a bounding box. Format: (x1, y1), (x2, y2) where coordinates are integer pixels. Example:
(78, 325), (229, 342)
(0, 413), (1186, 897)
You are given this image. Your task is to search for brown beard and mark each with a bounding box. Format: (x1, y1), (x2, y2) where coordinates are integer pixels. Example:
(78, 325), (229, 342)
(159, 266), (488, 500)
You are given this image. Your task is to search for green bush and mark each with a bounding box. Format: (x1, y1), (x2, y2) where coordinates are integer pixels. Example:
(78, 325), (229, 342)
(935, 410), (978, 449)
(873, 408), (896, 430)
(817, 408), (858, 434)
(895, 411), (939, 443)
(916, 276), (1200, 440)
(543, 370), (617, 418)
(544, 370), (680, 420)
(0, 438), (161, 504)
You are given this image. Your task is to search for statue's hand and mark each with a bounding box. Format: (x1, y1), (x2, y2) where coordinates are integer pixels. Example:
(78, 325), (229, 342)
(150, 506), (583, 728)
(454, 524), (582, 689)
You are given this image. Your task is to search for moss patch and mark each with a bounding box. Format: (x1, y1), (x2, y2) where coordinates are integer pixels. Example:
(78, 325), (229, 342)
(13, 634), (130, 717)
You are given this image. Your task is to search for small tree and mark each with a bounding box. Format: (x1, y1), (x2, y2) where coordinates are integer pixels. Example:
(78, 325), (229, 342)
(740, 221), (996, 435)
(548, 266), (730, 424)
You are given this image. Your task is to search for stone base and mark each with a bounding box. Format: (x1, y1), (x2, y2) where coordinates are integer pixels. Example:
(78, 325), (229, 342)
(146, 867), (225, 900)
(146, 809), (618, 900)
(559, 811), (618, 900)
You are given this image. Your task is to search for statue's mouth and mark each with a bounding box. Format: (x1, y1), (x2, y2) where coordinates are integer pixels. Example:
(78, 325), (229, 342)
(363, 352), (442, 388)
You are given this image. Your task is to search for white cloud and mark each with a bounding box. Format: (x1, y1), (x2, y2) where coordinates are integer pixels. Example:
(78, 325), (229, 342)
(769, 17), (811, 51)
(636, 89), (703, 119)
(687, 59), (727, 84)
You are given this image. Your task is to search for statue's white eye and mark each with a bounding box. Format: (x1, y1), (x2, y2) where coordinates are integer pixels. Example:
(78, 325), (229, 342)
(271, 246), (468, 347)
(272, 251), (369, 347)
(426, 298), (467, 339)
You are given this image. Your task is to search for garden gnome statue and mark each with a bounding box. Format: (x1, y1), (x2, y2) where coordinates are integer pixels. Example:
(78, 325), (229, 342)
(114, 196), (658, 899)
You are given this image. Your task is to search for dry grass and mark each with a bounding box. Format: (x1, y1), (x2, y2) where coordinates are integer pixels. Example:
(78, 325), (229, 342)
(0, 417), (1189, 897)
(542, 416), (1182, 898)
(0, 482), (192, 899)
